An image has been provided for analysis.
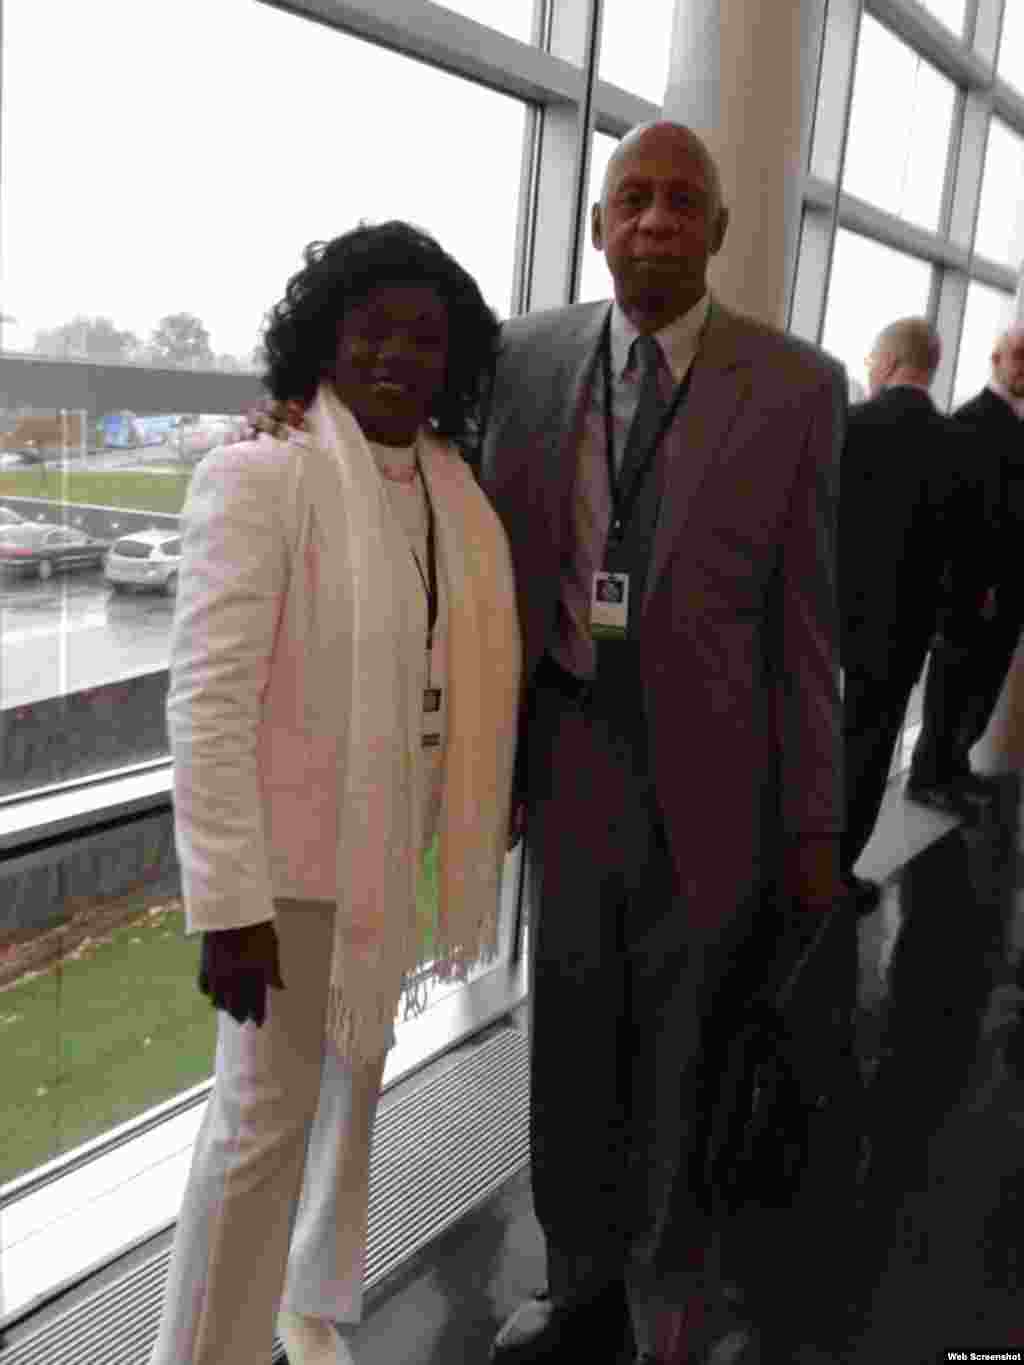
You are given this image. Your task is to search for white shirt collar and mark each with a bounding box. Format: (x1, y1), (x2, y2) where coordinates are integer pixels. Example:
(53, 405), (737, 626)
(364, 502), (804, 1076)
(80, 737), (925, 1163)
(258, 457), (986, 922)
(987, 379), (1024, 419)
(609, 292), (711, 385)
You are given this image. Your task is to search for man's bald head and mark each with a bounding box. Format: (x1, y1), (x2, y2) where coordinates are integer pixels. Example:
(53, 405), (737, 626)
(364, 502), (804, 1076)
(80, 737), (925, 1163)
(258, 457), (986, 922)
(591, 121), (729, 333)
(993, 324), (1024, 398)
(865, 317), (940, 397)
(600, 122), (724, 220)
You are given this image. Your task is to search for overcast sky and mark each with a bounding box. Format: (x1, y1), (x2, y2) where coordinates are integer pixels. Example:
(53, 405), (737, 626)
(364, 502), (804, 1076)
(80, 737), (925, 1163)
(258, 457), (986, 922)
(0, 0), (1018, 401)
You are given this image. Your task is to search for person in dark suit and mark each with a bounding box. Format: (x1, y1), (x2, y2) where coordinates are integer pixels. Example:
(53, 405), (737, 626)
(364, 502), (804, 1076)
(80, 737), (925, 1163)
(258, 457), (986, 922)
(481, 121), (846, 1365)
(840, 318), (975, 913)
(905, 324), (1024, 810)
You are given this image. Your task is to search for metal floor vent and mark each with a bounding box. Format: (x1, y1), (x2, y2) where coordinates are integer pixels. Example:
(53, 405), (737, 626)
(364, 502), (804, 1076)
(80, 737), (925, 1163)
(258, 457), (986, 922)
(2, 1025), (530, 1365)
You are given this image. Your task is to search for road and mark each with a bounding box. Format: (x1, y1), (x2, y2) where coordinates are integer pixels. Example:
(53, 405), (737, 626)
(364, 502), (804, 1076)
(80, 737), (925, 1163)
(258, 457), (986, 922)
(0, 570), (173, 709)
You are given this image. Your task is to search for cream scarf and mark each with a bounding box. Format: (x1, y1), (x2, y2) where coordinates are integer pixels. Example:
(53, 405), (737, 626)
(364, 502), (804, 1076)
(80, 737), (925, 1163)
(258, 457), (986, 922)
(303, 386), (520, 1063)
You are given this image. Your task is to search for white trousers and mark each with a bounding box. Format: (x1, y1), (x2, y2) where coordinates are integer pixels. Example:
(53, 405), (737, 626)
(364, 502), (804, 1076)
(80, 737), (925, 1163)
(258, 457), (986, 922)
(148, 901), (390, 1365)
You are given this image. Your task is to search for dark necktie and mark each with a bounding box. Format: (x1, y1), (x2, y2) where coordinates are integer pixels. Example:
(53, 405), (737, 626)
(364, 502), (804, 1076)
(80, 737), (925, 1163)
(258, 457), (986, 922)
(616, 334), (667, 500)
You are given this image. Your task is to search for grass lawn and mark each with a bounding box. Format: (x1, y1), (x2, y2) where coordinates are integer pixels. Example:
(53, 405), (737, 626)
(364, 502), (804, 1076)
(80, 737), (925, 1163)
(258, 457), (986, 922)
(0, 467), (191, 515)
(0, 840), (439, 1188)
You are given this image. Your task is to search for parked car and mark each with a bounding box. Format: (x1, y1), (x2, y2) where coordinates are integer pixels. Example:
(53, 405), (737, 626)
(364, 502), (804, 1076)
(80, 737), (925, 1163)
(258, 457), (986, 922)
(0, 506), (24, 525)
(0, 522), (111, 579)
(104, 528), (182, 595)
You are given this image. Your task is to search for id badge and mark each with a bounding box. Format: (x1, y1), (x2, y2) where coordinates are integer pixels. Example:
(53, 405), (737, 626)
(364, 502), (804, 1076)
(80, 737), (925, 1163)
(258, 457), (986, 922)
(423, 686), (444, 749)
(590, 571), (630, 641)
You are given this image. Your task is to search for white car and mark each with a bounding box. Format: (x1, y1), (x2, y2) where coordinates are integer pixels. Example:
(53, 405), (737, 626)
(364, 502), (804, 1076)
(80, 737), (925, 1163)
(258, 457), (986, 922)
(105, 528), (182, 595)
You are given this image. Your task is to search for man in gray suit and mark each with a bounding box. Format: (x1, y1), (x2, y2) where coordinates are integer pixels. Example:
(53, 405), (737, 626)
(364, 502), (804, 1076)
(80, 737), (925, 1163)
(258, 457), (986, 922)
(481, 122), (847, 1364)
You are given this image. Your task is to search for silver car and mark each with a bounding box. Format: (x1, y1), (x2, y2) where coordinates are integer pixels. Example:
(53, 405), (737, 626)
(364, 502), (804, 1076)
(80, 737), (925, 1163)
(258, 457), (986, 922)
(0, 521), (110, 578)
(105, 528), (182, 595)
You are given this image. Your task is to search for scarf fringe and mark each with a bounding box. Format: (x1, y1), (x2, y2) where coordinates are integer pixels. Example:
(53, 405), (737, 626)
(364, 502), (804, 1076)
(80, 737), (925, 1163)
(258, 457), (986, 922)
(327, 891), (504, 1062)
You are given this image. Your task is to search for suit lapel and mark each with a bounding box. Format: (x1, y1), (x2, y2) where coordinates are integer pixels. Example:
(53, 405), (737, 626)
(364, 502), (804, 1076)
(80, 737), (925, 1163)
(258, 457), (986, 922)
(645, 304), (754, 611)
(540, 304), (610, 547)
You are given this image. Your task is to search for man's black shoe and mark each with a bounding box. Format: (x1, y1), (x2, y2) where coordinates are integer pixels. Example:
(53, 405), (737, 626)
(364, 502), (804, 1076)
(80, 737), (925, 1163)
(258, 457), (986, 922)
(491, 1281), (636, 1363)
(904, 779), (981, 816)
(842, 874), (882, 917)
(955, 771), (997, 802)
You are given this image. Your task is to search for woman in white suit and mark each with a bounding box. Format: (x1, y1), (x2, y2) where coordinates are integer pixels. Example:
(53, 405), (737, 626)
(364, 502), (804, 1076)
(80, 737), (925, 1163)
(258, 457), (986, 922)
(149, 221), (521, 1365)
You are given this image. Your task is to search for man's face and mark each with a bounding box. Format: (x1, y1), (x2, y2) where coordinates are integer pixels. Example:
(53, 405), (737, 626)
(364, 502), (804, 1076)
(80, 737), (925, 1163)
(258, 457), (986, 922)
(994, 337), (1024, 398)
(591, 128), (728, 325)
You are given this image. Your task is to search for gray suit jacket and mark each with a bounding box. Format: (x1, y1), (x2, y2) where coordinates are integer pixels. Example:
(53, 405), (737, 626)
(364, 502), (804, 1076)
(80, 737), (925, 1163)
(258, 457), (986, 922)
(481, 298), (846, 938)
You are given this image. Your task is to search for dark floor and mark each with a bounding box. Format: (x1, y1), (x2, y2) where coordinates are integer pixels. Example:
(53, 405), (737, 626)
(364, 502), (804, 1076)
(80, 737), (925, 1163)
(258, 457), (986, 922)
(348, 774), (1024, 1365)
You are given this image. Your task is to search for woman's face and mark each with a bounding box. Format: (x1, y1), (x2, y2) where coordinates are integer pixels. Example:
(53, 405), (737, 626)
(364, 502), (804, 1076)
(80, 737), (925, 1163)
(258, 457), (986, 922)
(331, 283), (450, 446)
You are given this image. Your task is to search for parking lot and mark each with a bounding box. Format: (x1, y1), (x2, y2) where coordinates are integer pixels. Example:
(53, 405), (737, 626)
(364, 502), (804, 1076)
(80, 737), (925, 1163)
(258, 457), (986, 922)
(0, 568), (174, 709)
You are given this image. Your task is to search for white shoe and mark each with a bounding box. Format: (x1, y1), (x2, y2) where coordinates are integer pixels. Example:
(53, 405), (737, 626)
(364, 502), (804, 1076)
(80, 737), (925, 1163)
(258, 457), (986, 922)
(276, 1310), (355, 1365)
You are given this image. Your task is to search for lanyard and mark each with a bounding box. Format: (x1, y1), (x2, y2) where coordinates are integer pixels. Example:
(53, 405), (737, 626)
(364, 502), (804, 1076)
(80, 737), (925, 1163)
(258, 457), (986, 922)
(602, 316), (696, 544)
(408, 449), (438, 652)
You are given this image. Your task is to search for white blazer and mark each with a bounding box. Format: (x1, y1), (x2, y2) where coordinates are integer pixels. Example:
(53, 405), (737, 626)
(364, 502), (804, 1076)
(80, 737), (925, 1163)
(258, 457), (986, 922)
(167, 426), (518, 936)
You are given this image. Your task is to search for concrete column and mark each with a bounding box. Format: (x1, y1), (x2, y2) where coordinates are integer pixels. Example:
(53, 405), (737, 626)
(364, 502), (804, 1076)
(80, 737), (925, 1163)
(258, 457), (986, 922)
(662, 0), (821, 327)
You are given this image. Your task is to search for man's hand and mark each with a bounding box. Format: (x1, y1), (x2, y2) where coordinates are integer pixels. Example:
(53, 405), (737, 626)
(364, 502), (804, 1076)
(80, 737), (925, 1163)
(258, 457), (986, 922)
(198, 922), (285, 1027)
(784, 835), (843, 914)
(242, 398), (306, 442)
(507, 802), (525, 851)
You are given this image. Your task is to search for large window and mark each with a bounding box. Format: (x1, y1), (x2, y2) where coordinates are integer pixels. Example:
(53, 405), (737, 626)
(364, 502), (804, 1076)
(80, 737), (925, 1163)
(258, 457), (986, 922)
(2, 0), (669, 1328)
(952, 281), (1016, 408)
(0, 0), (526, 799)
(974, 118), (1024, 269)
(842, 16), (956, 233)
(598, 0), (674, 103)
(822, 231), (933, 399)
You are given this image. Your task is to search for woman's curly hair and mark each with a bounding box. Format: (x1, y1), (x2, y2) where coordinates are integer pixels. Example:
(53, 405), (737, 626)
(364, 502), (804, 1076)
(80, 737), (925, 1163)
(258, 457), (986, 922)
(261, 220), (500, 453)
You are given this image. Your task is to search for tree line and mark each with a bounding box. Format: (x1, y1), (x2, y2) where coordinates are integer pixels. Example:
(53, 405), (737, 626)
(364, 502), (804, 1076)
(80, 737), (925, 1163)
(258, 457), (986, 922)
(32, 314), (265, 373)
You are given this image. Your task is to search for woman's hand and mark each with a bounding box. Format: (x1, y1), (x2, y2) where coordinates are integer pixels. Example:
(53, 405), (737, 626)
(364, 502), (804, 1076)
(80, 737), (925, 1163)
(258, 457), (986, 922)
(198, 922), (285, 1027)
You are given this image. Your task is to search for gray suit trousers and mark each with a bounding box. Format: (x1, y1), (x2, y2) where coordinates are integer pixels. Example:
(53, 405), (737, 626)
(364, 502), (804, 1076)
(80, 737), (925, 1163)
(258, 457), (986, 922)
(523, 670), (705, 1299)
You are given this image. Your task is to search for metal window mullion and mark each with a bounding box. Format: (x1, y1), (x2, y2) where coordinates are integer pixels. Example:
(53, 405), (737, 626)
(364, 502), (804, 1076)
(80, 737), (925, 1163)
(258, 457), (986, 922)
(255, 0), (580, 104)
(523, 0), (600, 310)
(836, 190), (973, 268)
(991, 79), (1024, 135)
(866, 0), (991, 88)
(933, 269), (969, 408)
(973, 0), (1005, 70)
(796, 0), (861, 344)
(591, 81), (659, 134)
(948, 87), (992, 252)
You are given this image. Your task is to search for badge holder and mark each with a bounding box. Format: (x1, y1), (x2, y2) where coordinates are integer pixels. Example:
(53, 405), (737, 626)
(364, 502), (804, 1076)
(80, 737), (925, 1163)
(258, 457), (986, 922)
(590, 570), (630, 641)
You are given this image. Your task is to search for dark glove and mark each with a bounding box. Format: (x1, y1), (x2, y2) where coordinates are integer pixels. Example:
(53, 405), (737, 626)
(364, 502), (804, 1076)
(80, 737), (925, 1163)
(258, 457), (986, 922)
(199, 921), (285, 1027)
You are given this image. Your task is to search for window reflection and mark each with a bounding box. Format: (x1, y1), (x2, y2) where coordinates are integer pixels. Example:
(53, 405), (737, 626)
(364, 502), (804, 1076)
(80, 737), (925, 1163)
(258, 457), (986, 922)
(952, 281), (1016, 408)
(577, 133), (619, 304)
(842, 16), (955, 234)
(998, 0), (1024, 94)
(974, 118), (1024, 269)
(598, 0), (673, 104)
(822, 230), (932, 399)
